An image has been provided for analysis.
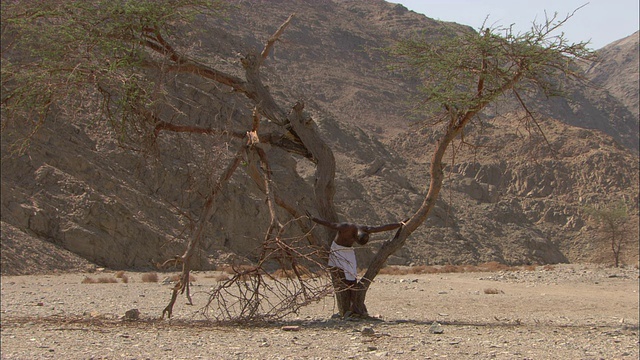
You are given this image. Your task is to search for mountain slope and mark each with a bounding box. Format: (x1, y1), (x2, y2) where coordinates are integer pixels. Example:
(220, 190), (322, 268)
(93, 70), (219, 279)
(585, 31), (639, 119)
(1, 0), (638, 274)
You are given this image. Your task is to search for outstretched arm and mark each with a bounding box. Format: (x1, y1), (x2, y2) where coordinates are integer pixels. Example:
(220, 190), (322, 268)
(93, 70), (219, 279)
(364, 222), (403, 233)
(306, 211), (342, 230)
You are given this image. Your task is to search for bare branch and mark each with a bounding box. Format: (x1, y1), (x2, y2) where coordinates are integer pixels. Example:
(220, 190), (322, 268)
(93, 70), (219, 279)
(202, 219), (333, 322)
(260, 13), (295, 63)
(141, 59), (248, 93)
(162, 142), (245, 318)
(512, 89), (556, 158)
(153, 121), (245, 139)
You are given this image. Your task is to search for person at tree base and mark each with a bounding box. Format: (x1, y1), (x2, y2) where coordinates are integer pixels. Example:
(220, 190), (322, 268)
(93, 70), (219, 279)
(307, 212), (404, 317)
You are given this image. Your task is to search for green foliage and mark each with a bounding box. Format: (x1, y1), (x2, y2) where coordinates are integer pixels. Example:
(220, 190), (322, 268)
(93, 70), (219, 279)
(584, 200), (630, 267)
(1, 0), (224, 150)
(387, 10), (595, 122)
(585, 200), (629, 230)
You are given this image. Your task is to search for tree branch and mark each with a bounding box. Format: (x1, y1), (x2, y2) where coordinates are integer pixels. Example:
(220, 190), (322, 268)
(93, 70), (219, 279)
(260, 13), (295, 64)
(512, 89), (555, 157)
(162, 140), (245, 318)
(287, 102), (338, 239)
(154, 121), (245, 139)
(153, 120), (313, 160)
(141, 58), (249, 93)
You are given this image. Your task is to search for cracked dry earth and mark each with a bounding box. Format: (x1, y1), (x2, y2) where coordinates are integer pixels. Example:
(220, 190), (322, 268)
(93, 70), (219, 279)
(1, 264), (638, 359)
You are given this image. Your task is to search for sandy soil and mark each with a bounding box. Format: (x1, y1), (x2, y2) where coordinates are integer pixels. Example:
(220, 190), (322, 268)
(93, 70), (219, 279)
(1, 264), (638, 359)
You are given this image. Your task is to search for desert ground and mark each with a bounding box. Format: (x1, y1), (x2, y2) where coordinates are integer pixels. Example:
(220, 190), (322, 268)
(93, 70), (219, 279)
(1, 264), (638, 359)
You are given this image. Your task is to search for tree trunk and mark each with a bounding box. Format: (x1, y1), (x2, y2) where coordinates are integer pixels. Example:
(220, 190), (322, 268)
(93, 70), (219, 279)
(350, 118), (467, 316)
(287, 103), (350, 314)
(329, 268), (351, 315)
(287, 102), (338, 224)
(612, 228), (620, 268)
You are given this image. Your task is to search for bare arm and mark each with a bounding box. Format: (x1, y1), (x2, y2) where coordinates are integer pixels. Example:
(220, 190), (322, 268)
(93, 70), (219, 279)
(307, 212), (343, 230)
(363, 222), (403, 233)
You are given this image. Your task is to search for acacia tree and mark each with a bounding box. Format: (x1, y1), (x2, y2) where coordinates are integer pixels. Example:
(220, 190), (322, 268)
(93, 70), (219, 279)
(585, 201), (630, 267)
(346, 12), (595, 315)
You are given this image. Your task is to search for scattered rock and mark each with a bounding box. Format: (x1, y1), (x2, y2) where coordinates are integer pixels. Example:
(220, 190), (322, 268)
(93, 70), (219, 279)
(1, 263), (638, 358)
(124, 308), (140, 321)
(484, 288), (503, 294)
(361, 326), (375, 336)
(281, 325), (300, 331)
(429, 321), (444, 334)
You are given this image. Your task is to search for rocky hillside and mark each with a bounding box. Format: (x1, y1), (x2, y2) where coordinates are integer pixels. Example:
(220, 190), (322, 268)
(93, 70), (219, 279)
(1, 0), (638, 274)
(584, 31), (639, 119)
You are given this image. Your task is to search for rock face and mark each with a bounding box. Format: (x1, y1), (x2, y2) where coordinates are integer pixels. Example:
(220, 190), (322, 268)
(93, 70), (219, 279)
(0, 222), (95, 275)
(1, 0), (638, 273)
(584, 31), (640, 119)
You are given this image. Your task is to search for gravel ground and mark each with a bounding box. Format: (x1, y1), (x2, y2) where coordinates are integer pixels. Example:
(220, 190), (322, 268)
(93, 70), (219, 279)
(1, 264), (638, 359)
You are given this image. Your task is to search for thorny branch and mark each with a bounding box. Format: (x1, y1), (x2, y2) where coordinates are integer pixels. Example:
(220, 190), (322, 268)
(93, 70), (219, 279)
(512, 89), (556, 157)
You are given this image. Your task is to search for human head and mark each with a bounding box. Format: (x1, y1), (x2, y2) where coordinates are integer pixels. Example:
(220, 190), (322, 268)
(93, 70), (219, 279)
(356, 229), (370, 245)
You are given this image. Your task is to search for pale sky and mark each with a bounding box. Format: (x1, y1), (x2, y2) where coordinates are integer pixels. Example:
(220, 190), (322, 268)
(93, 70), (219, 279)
(392, 0), (639, 49)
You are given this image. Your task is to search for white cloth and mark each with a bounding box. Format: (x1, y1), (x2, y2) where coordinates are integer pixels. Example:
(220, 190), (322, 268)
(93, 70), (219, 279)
(328, 241), (357, 281)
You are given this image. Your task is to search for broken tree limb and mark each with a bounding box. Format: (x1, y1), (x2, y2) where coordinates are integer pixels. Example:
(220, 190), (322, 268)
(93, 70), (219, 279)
(260, 13), (295, 63)
(162, 142), (245, 319)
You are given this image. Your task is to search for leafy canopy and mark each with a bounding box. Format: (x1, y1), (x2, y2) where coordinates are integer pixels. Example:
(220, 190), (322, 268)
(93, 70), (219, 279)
(585, 201), (630, 229)
(1, 0), (224, 149)
(387, 10), (595, 123)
